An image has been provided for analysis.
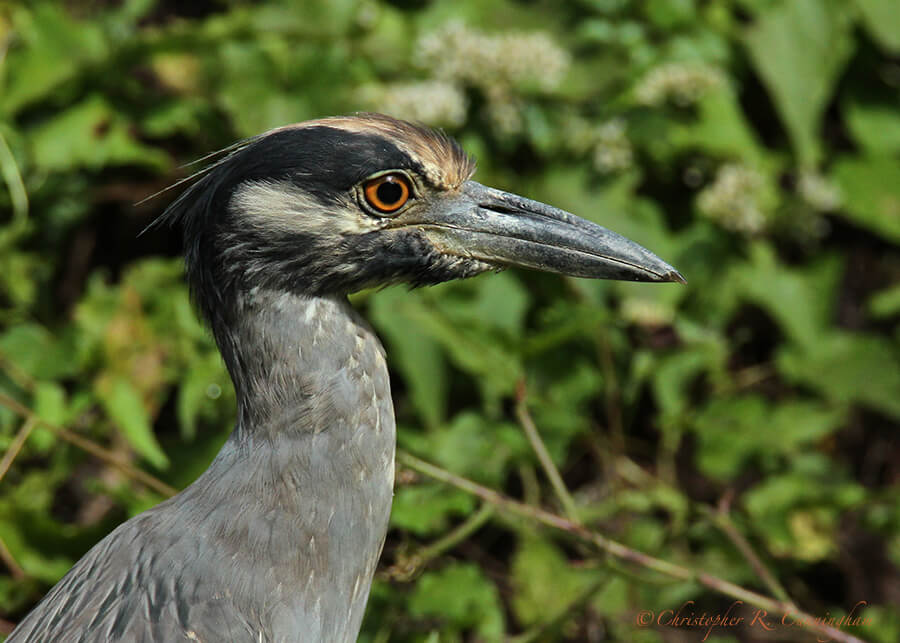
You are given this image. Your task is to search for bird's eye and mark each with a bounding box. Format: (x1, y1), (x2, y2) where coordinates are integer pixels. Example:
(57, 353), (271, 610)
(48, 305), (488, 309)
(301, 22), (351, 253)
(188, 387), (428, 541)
(362, 173), (411, 214)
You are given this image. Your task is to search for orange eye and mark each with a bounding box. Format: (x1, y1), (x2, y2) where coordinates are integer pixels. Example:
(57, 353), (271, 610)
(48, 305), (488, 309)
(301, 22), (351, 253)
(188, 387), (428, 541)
(363, 173), (411, 213)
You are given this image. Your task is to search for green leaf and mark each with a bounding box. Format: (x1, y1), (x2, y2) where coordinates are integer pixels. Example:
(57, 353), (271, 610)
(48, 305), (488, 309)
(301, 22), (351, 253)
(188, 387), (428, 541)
(0, 324), (79, 380)
(369, 288), (448, 429)
(214, 39), (321, 136)
(399, 289), (522, 399)
(0, 518), (73, 585)
(644, 0), (696, 29)
(692, 396), (767, 479)
(29, 95), (170, 172)
(141, 99), (207, 139)
(403, 413), (525, 486)
(529, 360), (603, 458)
(1, 4), (108, 115)
(177, 352), (229, 441)
(830, 155), (900, 243)
(854, 0), (900, 53)
(730, 243), (843, 348)
(778, 332), (900, 420)
(869, 283), (900, 319)
(96, 375), (169, 469)
(510, 534), (597, 627)
(744, 0), (854, 164)
(652, 345), (720, 427)
(0, 470), (80, 585)
(32, 381), (66, 427)
(408, 563), (504, 638)
(0, 248), (45, 312)
(844, 100), (900, 155)
(31, 381), (66, 452)
(671, 85), (766, 163)
(692, 396), (845, 480)
(390, 484), (476, 535)
(469, 272), (530, 339)
(744, 460), (865, 560)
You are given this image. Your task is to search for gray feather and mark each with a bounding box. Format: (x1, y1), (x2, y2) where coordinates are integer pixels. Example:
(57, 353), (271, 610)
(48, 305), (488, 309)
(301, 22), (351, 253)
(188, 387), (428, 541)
(9, 293), (395, 643)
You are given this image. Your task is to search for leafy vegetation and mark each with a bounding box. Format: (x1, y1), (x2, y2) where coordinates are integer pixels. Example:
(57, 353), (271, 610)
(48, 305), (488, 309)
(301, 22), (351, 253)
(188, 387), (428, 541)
(1, 0), (898, 641)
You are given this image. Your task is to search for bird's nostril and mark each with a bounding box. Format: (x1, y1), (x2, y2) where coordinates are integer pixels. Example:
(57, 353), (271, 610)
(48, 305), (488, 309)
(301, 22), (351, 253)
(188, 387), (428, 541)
(480, 203), (520, 215)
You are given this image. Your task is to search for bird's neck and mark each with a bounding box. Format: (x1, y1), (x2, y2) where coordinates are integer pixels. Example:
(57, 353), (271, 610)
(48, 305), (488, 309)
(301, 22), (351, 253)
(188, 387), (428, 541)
(217, 290), (393, 444)
(211, 289), (397, 493)
(194, 289), (396, 640)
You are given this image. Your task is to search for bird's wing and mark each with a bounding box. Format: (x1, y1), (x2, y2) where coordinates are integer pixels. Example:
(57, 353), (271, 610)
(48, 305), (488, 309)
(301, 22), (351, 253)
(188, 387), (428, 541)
(7, 509), (264, 643)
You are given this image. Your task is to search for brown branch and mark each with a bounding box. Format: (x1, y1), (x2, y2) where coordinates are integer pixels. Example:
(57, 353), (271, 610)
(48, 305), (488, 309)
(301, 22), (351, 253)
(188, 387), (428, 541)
(515, 381), (580, 524)
(708, 496), (796, 610)
(385, 504), (495, 582)
(0, 416), (38, 483)
(0, 392), (177, 498)
(619, 456), (796, 608)
(397, 450), (868, 643)
(0, 354), (36, 392)
(0, 534), (24, 580)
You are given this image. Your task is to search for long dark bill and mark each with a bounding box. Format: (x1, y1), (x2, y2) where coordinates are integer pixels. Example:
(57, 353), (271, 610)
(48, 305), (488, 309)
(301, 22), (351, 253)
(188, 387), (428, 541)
(419, 181), (686, 283)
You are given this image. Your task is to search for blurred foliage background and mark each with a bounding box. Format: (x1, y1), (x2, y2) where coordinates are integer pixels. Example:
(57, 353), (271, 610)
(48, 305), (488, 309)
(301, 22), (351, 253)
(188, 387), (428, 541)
(1, 0), (899, 641)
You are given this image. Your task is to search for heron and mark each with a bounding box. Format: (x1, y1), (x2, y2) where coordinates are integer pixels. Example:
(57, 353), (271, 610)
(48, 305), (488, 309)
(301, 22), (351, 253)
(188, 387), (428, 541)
(9, 114), (683, 642)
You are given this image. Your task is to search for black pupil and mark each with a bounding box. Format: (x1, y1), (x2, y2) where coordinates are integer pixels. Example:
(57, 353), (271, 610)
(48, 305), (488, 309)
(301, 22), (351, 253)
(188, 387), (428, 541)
(376, 179), (403, 206)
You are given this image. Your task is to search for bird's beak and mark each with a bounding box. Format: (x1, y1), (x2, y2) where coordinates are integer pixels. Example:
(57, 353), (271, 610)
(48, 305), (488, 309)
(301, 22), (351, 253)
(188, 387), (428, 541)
(410, 180), (685, 283)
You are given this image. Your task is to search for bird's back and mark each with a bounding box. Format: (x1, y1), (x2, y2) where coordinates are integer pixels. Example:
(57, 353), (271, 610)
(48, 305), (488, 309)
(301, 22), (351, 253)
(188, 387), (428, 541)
(10, 437), (393, 642)
(9, 470), (285, 642)
(8, 497), (266, 641)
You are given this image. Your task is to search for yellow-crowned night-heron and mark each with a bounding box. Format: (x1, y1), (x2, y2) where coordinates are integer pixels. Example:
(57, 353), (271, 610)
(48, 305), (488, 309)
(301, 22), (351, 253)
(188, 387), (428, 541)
(9, 114), (683, 642)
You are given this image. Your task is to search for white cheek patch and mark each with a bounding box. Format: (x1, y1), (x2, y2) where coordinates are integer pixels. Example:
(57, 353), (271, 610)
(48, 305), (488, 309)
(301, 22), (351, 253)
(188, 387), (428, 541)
(230, 179), (382, 237)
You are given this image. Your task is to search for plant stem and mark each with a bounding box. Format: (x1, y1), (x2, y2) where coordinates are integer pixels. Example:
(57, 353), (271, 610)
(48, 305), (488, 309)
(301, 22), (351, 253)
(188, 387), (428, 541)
(397, 450), (868, 643)
(0, 128), (28, 223)
(415, 503), (495, 567)
(0, 534), (24, 580)
(0, 393), (177, 498)
(0, 416), (37, 484)
(515, 381), (580, 524)
(707, 503), (796, 609)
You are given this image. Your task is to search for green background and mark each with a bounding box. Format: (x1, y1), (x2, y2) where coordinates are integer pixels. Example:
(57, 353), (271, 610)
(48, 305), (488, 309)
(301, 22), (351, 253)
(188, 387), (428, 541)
(1, 0), (899, 640)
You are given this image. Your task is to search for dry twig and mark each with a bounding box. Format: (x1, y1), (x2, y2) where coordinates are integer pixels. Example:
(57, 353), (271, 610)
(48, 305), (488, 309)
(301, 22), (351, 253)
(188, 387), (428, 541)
(398, 450), (868, 643)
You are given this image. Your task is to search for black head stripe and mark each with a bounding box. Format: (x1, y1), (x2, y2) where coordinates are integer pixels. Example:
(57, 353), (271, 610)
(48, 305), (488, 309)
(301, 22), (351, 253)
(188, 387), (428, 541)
(230, 126), (424, 202)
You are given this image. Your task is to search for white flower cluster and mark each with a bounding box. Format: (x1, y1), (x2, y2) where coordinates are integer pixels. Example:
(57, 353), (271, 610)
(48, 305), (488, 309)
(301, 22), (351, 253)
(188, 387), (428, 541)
(621, 297), (674, 326)
(360, 81), (468, 127)
(416, 20), (570, 91)
(634, 63), (725, 107)
(797, 170), (841, 212)
(697, 164), (769, 234)
(412, 21), (570, 133)
(483, 93), (525, 136)
(355, 0), (379, 29)
(592, 118), (633, 173)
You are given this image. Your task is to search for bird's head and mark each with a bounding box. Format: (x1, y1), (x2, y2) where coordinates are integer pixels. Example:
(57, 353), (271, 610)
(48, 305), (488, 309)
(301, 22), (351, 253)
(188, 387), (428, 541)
(160, 113), (683, 328)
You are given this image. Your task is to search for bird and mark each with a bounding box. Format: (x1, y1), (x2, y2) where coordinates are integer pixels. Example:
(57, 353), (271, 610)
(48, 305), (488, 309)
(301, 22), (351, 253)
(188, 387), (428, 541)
(8, 114), (683, 642)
